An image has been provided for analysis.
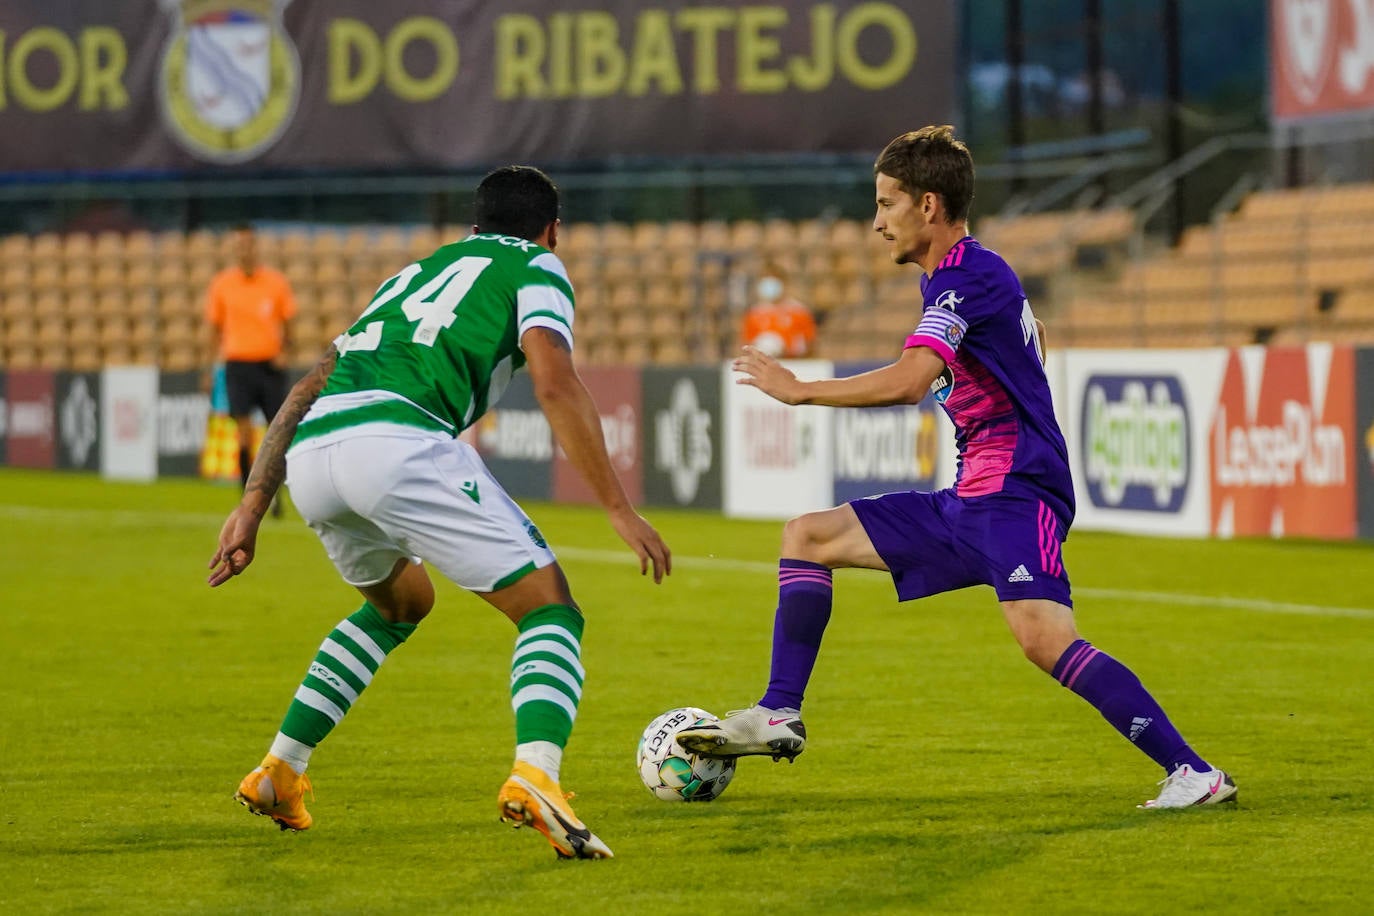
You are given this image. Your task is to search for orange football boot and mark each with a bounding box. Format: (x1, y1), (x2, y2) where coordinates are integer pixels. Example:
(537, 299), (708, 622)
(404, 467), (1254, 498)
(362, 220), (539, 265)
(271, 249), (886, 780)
(235, 754), (314, 831)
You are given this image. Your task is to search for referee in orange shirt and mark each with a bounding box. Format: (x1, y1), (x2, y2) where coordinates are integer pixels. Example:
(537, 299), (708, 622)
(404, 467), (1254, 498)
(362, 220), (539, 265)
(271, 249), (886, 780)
(204, 224), (297, 510)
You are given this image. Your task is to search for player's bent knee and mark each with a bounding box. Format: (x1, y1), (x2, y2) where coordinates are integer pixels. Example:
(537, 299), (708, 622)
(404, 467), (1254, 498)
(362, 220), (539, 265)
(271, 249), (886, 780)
(361, 560), (435, 624)
(1002, 599), (1077, 672)
(780, 511), (838, 561)
(483, 563), (578, 626)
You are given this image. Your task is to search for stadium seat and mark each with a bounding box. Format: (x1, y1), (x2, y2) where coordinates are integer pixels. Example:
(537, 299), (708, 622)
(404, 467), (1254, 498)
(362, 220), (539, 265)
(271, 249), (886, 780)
(124, 231), (155, 262)
(0, 290), (33, 322)
(600, 222), (633, 253)
(728, 220), (763, 253)
(1, 234), (32, 259)
(761, 219), (797, 254)
(6, 346), (38, 370)
(1, 258), (30, 293)
(70, 345), (102, 372)
(653, 338), (692, 365)
(31, 233), (62, 260)
(2, 315), (37, 351)
(696, 220), (730, 253)
(620, 338), (651, 365)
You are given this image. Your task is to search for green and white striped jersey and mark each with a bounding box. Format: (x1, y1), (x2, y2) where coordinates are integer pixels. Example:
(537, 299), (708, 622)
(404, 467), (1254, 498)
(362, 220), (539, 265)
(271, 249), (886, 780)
(292, 233), (574, 448)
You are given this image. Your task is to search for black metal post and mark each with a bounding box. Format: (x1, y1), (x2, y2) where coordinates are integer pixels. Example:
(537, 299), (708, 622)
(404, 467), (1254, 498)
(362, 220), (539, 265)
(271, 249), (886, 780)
(1086, 0), (1105, 197)
(1164, 0), (1184, 242)
(1006, 0), (1026, 194)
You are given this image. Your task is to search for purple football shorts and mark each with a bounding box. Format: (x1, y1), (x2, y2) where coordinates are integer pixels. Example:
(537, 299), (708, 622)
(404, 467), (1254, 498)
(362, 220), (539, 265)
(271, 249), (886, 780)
(849, 487), (1072, 606)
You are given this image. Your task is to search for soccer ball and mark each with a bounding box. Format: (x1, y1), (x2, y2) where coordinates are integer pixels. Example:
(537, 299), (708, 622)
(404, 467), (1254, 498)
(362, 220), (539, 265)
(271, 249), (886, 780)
(637, 707), (737, 802)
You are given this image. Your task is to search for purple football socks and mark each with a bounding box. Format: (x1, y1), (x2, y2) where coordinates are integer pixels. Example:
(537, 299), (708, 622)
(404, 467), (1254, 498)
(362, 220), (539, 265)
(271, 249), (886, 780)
(1053, 639), (1210, 774)
(759, 559), (833, 712)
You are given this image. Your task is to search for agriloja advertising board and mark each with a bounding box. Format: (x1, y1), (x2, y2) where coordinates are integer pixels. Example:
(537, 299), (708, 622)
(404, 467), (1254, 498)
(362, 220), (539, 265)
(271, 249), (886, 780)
(1062, 348), (1228, 537)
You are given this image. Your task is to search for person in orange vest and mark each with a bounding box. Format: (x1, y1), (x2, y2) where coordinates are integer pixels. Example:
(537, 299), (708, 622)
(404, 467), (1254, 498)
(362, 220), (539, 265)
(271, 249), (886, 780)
(741, 265), (816, 358)
(203, 224), (297, 513)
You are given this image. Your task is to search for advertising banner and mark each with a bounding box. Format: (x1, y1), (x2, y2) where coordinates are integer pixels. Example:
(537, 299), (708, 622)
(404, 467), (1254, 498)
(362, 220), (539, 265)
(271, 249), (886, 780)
(6, 370), (56, 469)
(101, 366), (159, 481)
(641, 366), (723, 511)
(723, 359), (833, 519)
(1062, 348), (1228, 537)
(831, 360), (943, 502)
(55, 371), (101, 472)
(1271, 0), (1374, 122)
(553, 367), (642, 505)
(1210, 345), (1356, 539)
(158, 370), (212, 477)
(0, 1), (953, 174)
(470, 371), (552, 500)
(1358, 347), (1374, 540)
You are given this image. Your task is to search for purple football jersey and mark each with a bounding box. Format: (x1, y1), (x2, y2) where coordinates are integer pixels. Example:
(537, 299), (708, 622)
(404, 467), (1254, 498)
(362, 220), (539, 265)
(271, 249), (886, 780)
(904, 237), (1075, 519)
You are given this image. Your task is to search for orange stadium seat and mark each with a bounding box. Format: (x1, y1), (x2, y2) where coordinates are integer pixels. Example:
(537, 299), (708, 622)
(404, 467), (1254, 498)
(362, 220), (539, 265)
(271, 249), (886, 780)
(761, 219), (797, 254)
(1, 258), (30, 293)
(728, 220), (763, 253)
(1, 234), (31, 259)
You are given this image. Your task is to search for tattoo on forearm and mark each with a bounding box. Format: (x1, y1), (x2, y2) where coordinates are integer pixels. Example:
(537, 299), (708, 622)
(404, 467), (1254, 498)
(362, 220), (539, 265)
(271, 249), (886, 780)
(244, 349), (336, 512)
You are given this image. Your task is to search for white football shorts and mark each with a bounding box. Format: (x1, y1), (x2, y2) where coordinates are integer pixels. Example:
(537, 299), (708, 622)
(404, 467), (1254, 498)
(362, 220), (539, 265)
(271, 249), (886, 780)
(285, 431), (556, 591)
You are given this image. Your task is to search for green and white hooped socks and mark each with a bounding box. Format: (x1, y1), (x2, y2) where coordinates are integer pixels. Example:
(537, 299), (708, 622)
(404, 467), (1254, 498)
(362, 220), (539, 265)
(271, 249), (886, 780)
(269, 602), (417, 774)
(511, 604), (586, 782)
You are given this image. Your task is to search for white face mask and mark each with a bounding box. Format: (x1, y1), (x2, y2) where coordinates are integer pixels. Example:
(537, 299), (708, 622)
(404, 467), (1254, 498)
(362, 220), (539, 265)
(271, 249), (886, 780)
(756, 277), (784, 301)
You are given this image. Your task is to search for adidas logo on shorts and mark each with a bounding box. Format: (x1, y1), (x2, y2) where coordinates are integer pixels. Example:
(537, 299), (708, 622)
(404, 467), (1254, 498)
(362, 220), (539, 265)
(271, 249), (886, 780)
(1008, 564), (1034, 583)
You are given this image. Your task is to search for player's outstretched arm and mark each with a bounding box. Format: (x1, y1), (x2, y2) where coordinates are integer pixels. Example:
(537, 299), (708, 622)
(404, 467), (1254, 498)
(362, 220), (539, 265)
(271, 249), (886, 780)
(207, 348), (337, 587)
(734, 344), (946, 408)
(522, 327), (671, 583)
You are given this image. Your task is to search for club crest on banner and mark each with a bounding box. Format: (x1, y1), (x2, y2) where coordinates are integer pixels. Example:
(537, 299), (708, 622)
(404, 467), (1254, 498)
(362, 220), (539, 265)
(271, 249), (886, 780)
(1279, 0), (1336, 104)
(158, 0), (300, 164)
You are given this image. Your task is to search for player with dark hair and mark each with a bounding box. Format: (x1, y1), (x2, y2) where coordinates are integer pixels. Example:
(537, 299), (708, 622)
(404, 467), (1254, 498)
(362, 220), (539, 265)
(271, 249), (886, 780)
(210, 165), (671, 858)
(676, 127), (1235, 810)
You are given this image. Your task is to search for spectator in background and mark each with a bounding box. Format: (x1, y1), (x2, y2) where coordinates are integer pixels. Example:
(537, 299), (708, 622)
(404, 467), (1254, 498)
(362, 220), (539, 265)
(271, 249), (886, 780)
(203, 224), (297, 514)
(741, 265), (816, 358)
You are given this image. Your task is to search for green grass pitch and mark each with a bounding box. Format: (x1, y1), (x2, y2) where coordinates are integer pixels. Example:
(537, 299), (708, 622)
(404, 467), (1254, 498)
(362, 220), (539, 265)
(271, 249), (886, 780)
(2, 467), (1372, 914)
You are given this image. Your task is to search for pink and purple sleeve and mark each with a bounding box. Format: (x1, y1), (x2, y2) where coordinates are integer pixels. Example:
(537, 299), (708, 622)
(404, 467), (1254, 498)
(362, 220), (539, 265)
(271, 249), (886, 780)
(904, 308), (968, 364)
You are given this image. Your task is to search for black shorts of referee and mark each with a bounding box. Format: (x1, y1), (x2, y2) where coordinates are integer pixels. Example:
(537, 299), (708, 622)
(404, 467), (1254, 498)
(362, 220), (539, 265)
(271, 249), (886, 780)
(225, 359), (287, 422)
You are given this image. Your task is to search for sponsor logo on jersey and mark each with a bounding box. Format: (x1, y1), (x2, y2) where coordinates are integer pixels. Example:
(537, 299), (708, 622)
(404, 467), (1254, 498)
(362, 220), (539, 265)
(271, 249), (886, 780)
(158, 0), (301, 164)
(930, 366), (955, 405)
(934, 289), (963, 311)
(654, 378), (714, 504)
(1081, 374), (1189, 513)
(524, 520), (547, 549)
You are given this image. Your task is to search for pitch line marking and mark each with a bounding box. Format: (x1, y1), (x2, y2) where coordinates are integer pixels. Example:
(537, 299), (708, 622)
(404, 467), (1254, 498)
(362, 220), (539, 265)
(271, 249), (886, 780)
(4, 503), (1373, 621)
